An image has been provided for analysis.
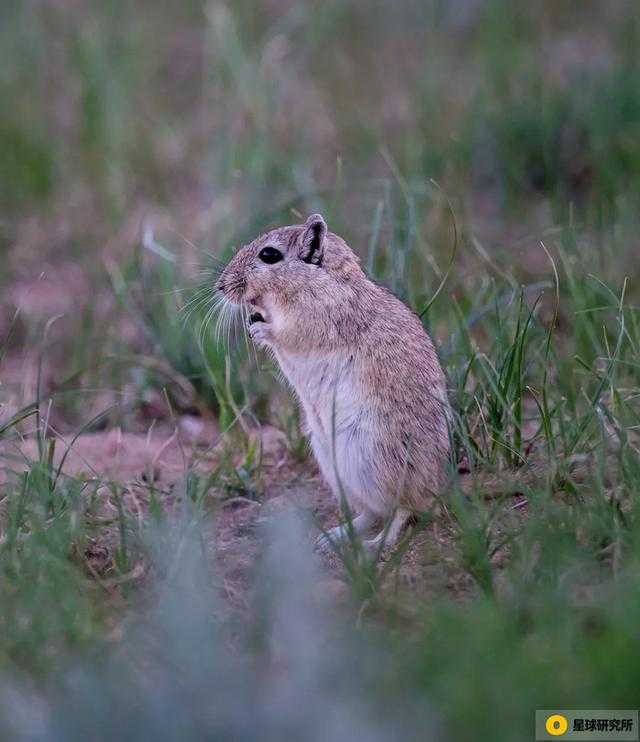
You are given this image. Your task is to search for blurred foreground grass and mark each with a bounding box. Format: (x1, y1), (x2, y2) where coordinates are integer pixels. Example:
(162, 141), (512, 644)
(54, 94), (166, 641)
(1, 2), (640, 740)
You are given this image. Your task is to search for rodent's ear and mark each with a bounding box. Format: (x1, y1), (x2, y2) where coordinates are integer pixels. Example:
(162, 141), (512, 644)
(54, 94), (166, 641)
(299, 213), (327, 266)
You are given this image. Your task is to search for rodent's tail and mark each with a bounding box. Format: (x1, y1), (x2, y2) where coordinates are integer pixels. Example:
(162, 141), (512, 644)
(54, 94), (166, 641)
(453, 454), (593, 500)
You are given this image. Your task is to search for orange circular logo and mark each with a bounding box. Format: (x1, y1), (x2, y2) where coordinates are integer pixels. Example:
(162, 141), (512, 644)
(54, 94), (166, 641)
(546, 714), (569, 736)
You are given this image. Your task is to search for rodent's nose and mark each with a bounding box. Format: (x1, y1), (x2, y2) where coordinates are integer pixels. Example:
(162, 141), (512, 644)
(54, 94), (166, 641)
(216, 279), (225, 292)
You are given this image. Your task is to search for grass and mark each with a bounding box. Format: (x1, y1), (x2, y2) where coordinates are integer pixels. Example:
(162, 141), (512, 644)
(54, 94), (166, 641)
(1, 1), (640, 740)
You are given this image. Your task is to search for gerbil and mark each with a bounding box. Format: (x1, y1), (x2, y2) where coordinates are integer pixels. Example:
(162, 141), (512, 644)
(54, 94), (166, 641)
(216, 213), (451, 554)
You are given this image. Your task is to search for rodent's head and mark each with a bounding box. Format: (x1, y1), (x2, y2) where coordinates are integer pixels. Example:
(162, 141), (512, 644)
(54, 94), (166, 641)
(216, 213), (363, 321)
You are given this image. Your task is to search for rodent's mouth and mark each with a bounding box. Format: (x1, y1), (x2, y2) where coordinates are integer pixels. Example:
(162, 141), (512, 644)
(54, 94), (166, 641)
(247, 303), (269, 325)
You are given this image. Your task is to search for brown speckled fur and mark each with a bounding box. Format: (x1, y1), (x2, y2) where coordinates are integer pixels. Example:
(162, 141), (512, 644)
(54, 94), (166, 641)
(217, 214), (451, 553)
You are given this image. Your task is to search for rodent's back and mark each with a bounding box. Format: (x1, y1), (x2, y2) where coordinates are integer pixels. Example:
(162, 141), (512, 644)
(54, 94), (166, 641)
(352, 282), (451, 506)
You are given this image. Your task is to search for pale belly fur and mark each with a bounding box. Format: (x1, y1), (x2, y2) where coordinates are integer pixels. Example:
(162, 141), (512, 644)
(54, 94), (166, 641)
(275, 349), (378, 513)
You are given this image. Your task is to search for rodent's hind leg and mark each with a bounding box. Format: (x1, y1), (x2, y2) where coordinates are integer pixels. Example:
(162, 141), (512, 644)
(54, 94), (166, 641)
(315, 511), (378, 554)
(362, 508), (412, 557)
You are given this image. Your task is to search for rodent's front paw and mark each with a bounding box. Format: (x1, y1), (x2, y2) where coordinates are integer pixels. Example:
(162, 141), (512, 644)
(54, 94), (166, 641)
(248, 321), (273, 347)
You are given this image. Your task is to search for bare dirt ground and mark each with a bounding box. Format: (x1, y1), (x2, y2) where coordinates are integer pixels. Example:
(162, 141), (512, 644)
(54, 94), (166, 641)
(0, 407), (477, 618)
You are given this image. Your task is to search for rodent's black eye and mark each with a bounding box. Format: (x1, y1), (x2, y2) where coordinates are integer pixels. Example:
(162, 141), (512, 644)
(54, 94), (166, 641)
(258, 246), (283, 264)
